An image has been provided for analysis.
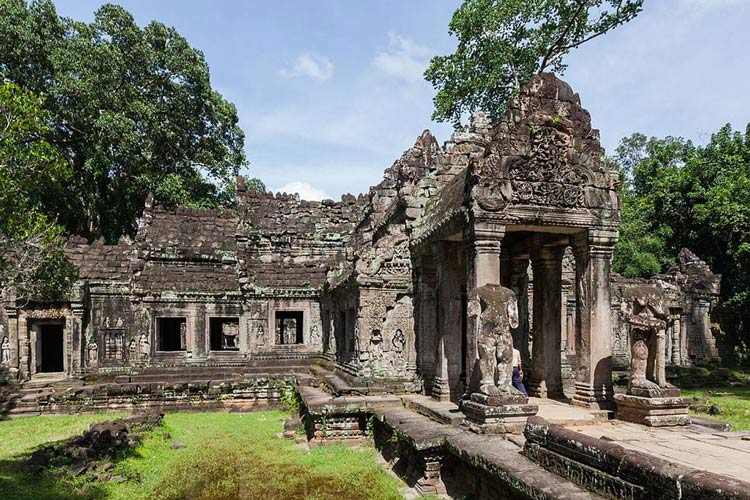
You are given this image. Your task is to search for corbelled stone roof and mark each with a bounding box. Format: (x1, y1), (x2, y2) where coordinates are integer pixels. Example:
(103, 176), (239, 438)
(64, 237), (132, 281)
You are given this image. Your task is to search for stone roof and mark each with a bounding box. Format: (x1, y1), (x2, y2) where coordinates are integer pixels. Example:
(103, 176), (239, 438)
(134, 261), (239, 293)
(237, 187), (365, 290)
(64, 237), (132, 281)
(135, 206), (238, 262)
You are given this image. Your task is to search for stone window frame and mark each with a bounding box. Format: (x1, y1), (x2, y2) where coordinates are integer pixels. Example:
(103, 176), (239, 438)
(153, 315), (190, 354)
(205, 314), (243, 354)
(274, 310), (305, 345)
(269, 303), (310, 347)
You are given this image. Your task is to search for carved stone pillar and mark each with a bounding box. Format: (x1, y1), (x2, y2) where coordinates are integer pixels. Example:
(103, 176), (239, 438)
(680, 312), (689, 364)
(695, 299), (719, 361)
(432, 241), (464, 402)
(464, 223), (504, 398)
(671, 314), (682, 365)
(571, 230), (617, 409)
(4, 305), (19, 380)
(70, 310), (84, 376)
(414, 254), (438, 391)
(528, 245), (565, 399)
(506, 253), (531, 372)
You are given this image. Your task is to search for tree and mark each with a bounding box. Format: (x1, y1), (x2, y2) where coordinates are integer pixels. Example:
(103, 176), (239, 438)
(0, 82), (76, 302)
(0, 0), (247, 241)
(425, 0), (643, 127)
(612, 133), (693, 278)
(615, 125), (750, 345)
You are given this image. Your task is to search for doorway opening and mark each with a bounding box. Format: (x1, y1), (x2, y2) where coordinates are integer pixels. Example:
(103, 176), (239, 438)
(39, 324), (64, 373)
(275, 311), (304, 345)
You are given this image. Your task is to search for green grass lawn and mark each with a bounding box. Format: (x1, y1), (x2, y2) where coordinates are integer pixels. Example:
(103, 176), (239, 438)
(681, 385), (750, 431)
(0, 411), (407, 500)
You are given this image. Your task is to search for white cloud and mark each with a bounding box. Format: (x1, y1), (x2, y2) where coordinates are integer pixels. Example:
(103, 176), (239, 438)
(278, 53), (334, 81)
(372, 33), (431, 84)
(273, 181), (329, 201)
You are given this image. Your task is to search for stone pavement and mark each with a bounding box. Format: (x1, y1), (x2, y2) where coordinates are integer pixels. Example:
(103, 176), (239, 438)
(570, 420), (750, 482)
(531, 397), (611, 425)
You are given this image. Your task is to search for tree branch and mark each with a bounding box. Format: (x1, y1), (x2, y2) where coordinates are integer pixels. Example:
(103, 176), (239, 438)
(539, 0), (589, 72)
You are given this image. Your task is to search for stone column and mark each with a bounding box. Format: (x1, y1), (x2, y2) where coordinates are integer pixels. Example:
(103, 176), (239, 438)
(464, 224), (504, 394)
(695, 298), (719, 361)
(680, 312), (689, 364)
(4, 306), (20, 380)
(565, 298), (576, 355)
(70, 284), (85, 376)
(528, 245), (565, 399)
(432, 241), (464, 402)
(671, 314), (682, 365)
(414, 254), (438, 393)
(507, 253), (531, 372)
(69, 310), (84, 376)
(571, 230), (617, 409)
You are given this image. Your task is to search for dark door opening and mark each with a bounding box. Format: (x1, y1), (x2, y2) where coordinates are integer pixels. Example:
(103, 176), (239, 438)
(275, 311), (304, 345)
(40, 324), (64, 372)
(158, 318), (186, 351)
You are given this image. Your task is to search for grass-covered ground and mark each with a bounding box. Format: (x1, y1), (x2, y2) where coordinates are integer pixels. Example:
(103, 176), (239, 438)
(0, 411), (409, 500)
(682, 385), (750, 431)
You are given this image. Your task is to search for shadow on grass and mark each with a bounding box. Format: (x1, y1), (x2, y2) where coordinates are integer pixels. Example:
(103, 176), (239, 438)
(0, 427), (151, 500)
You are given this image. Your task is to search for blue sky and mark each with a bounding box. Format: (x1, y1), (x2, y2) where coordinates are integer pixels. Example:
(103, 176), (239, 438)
(53, 0), (750, 200)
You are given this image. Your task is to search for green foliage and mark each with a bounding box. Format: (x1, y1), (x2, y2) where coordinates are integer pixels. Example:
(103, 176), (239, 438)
(279, 383), (300, 413)
(425, 0), (643, 126)
(615, 125), (750, 343)
(245, 177), (267, 193)
(0, 411), (405, 500)
(0, 81), (77, 300)
(0, 0), (247, 242)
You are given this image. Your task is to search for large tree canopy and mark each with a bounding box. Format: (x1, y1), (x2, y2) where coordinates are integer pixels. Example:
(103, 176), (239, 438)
(0, 81), (76, 301)
(0, 0), (247, 241)
(425, 0), (643, 127)
(614, 124), (750, 343)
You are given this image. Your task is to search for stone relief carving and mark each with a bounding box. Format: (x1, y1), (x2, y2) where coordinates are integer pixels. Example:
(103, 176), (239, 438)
(392, 329), (405, 354)
(355, 227), (411, 280)
(473, 115), (592, 213)
(22, 308), (69, 319)
(310, 325), (321, 347)
(467, 285), (523, 401)
(139, 333), (150, 360)
(620, 284), (677, 397)
(1, 335), (10, 366)
(87, 341), (98, 368)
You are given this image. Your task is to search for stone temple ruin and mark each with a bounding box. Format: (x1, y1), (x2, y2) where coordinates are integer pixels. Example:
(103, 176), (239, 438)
(0, 74), (719, 396)
(0, 74), (739, 499)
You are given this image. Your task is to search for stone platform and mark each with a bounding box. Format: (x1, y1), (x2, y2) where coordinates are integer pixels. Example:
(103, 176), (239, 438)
(525, 416), (750, 499)
(614, 393), (692, 427)
(570, 419), (750, 484)
(532, 397), (612, 426)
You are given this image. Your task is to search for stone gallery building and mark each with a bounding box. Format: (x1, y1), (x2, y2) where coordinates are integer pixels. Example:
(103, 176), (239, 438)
(0, 74), (720, 410)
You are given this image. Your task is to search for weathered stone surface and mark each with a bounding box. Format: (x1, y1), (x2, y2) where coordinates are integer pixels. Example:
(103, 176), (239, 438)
(614, 393), (692, 427)
(524, 416), (750, 500)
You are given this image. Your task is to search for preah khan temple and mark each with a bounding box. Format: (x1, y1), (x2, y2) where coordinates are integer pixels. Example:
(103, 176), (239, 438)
(2, 75), (745, 500)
